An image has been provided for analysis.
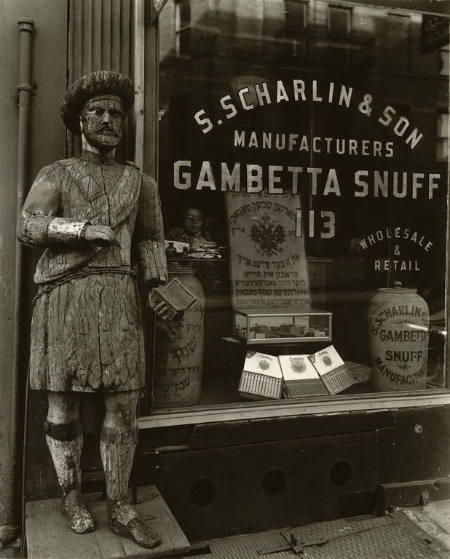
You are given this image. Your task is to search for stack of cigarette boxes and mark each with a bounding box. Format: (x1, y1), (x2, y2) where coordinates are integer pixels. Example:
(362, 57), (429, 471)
(239, 346), (359, 400)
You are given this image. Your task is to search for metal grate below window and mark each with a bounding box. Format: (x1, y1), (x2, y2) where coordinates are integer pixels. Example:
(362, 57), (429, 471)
(186, 512), (449, 558)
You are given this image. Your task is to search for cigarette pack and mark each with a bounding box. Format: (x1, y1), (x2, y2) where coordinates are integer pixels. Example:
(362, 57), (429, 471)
(308, 345), (358, 394)
(278, 354), (328, 398)
(238, 351), (283, 400)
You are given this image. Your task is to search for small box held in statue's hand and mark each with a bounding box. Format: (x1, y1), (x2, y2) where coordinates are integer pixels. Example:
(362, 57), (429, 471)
(150, 278), (196, 320)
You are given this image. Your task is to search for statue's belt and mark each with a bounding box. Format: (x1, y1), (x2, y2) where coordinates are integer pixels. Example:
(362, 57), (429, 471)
(34, 266), (137, 303)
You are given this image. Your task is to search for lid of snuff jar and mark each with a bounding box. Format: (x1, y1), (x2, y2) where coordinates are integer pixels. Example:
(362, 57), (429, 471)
(376, 280), (417, 294)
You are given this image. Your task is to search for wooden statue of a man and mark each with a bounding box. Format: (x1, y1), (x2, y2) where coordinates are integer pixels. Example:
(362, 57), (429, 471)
(18, 71), (170, 549)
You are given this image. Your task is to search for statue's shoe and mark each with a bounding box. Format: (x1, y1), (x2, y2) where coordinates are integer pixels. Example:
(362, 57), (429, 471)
(61, 489), (96, 534)
(108, 500), (161, 549)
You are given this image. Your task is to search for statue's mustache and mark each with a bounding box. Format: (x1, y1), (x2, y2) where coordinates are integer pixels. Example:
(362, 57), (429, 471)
(96, 126), (118, 134)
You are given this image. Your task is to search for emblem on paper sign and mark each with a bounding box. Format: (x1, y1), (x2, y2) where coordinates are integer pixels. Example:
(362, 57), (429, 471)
(251, 215), (286, 257)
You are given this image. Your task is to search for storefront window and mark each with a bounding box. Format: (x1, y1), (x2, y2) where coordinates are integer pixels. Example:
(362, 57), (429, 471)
(152, 0), (449, 414)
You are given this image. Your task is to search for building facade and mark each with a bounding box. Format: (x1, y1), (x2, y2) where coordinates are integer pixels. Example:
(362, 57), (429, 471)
(0, 0), (449, 545)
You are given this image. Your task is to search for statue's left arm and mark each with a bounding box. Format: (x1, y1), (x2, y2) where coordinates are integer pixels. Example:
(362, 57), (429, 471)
(135, 174), (168, 290)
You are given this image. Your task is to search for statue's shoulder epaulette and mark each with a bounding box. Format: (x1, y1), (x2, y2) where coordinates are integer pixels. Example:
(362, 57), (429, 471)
(125, 160), (140, 171)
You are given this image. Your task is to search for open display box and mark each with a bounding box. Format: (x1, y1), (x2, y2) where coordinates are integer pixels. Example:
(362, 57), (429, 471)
(233, 308), (332, 345)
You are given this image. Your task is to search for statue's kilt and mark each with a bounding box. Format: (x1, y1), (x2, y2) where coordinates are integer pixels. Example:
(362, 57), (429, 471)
(29, 273), (146, 393)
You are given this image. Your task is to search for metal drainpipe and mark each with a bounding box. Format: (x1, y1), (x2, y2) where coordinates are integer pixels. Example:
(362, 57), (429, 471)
(13, 17), (34, 546)
(17, 19), (34, 223)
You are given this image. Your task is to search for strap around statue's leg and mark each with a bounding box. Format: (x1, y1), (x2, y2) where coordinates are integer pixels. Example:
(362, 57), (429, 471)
(44, 419), (82, 496)
(44, 420), (95, 534)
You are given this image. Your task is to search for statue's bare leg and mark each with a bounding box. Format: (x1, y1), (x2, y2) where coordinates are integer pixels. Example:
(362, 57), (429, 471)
(46, 391), (95, 533)
(101, 390), (161, 549)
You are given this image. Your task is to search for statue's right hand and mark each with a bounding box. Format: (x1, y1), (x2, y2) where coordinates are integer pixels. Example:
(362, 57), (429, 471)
(83, 225), (116, 246)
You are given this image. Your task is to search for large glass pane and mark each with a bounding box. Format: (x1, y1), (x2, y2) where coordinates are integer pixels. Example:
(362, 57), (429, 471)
(153, 0), (449, 412)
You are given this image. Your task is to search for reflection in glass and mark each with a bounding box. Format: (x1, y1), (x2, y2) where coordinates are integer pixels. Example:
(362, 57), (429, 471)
(156, 1), (449, 411)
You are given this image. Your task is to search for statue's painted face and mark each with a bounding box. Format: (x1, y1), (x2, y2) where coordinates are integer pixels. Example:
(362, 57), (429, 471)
(183, 208), (203, 235)
(80, 95), (123, 150)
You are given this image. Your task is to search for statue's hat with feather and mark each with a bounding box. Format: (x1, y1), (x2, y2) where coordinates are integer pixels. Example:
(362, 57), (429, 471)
(61, 70), (134, 134)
